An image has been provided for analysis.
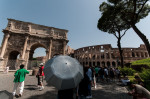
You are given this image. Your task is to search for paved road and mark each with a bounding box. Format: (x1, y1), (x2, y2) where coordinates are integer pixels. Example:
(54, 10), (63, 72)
(0, 72), (132, 99)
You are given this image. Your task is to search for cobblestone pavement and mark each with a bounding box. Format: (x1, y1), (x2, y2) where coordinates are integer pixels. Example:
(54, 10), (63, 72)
(0, 72), (132, 99)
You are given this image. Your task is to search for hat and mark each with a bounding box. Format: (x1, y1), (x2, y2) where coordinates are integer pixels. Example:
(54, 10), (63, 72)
(40, 63), (44, 66)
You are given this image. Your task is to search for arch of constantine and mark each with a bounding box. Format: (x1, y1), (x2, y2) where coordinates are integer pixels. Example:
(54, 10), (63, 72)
(74, 44), (149, 67)
(0, 19), (68, 70)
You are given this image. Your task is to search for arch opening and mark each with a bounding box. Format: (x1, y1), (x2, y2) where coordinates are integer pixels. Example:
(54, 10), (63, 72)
(7, 51), (20, 70)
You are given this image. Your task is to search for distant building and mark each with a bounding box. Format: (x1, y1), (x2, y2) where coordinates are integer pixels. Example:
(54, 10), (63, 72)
(36, 56), (47, 63)
(66, 45), (74, 57)
(74, 44), (149, 67)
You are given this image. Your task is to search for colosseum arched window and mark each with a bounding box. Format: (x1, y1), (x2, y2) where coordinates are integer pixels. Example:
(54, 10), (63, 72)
(111, 53), (114, 59)
(86, 62), (88, 65)
(136, 52), (139, 57)
(106, 53), (110, 59)
(83, 62), (85, 66)
(107, 61), (110, 67)
(112, 61), (116, 67)
(102, 61), (105, 67)
(97, 61), (100, 66)
(145, 52), (148, 57)
(132, 52), (135, 57)
(101, 54), (104, 59)
(93, 62), (95, 66)
(89, 62), (92, 66)
(141, 52), (144, 57)
(93, 55), (96, 60)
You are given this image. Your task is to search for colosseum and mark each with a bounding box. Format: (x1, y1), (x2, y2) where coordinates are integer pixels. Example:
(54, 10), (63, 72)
(74, 44), (149, 67)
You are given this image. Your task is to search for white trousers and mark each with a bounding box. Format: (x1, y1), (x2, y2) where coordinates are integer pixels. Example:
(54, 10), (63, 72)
(12, 81), (24, 95)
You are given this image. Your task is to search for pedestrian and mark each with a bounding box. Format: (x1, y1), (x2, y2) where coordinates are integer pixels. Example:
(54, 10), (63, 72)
(12, 64), (29, 97)
(36, 66), (41, 88)
(78, 67), (90, 99)
(94, 66), (100, 82)
(86, 66), (93, 98)
(128, 83), (150, 99)
(98, 66), (104, 82)
(3, 66), (9, 74)
(115, 68), (121, 81)
(104, 67), (109, 83)
(37, 63), (45, 91)
(109, 67), (115, 82)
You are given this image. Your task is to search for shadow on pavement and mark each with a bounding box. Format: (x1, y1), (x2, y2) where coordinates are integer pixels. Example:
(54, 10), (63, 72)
(28, 91), (57, 99)
(24, 87), (37, 90)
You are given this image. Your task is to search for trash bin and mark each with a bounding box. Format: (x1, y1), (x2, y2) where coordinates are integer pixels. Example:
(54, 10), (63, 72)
(32, 68), (39, 76)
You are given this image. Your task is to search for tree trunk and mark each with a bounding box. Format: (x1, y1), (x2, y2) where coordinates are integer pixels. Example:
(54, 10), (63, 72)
(131, 24), (150, 57)
(117, 36), (124, 68)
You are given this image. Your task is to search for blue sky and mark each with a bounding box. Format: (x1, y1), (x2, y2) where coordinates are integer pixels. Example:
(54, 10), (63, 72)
(0, 0), (150, 57)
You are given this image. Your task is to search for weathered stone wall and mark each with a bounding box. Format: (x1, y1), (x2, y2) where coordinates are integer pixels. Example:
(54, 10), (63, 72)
(74, 44), (149, 67)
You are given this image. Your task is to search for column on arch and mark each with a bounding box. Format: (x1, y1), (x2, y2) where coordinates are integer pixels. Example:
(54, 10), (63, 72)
(63, 40), (67, 55)
(21, 36), (29, 60)
(48, 39), (52, 59)
(0, 33), (10, 59)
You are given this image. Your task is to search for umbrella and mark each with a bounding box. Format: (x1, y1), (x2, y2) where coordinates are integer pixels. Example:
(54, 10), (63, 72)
(43, 55), (83, 90)
(0, 90), (13, 99)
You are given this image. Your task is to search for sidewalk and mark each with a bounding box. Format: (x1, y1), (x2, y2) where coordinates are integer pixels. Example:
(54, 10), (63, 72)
(92, 81), (132, 99)
(0, 73), (132, 99)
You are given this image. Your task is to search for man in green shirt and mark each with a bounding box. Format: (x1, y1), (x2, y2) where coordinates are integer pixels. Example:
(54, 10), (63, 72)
(12, 64), (29, 97)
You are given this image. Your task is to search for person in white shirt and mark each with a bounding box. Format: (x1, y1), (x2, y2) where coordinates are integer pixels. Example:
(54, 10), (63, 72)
(104, 67), (109, 82)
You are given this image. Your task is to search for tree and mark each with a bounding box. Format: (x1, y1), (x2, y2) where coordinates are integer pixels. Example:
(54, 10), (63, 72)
(97, 2), (130, 68)
(98, 0), (150, 56)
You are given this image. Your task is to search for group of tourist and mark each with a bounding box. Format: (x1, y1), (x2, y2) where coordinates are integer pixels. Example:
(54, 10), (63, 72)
(76, 65), (121, 99)
(10, 63), (150, 99)
(91, 66), (122, 84)
(12, 63), (45, 97)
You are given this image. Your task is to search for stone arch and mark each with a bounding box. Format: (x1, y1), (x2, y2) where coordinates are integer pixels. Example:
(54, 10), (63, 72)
(102, 61), (105, 67)
(93, 61), (95, 66)
(97, 55), (100, 59)
(89, 62), (92, 66)
(7, 50), (20, 70)
(97, 61), (100, 67)
(132, 52), (135, 57)
(29, 43), (47, 60)
(107, 61), (110, 67)
(101, 54), (105, 59)
(145, 52), (148, 57)
(136, 52), (139, 57)
(112, 61), (116, 67)
(92, 54), (96, 60)
(0, 19), (68, 70)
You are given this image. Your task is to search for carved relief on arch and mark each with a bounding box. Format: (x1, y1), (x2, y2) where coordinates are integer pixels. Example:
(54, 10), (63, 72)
(8, 35), (25, 49)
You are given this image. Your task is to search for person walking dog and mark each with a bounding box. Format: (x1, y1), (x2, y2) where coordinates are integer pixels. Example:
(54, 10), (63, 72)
(12, 64), (29, 97)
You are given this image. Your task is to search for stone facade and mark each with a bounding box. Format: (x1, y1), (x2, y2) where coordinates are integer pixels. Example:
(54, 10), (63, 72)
(0, 19), (69, 70)
(74, 44), (149, 67)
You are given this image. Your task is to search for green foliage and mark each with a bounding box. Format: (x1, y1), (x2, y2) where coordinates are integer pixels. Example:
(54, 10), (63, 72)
(119, 67), (136, 76)
(32, 58), (37, 60)
(139, 68), (150, 80)
(131, 58), (150, 67)
(128, 76), (135, 82)
(139, 68), (150, 91)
